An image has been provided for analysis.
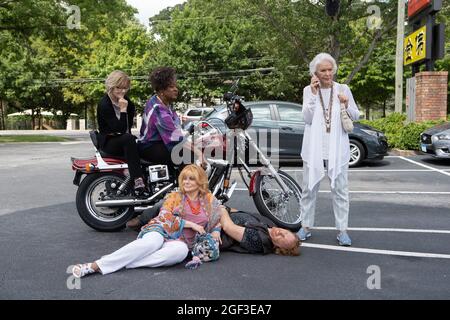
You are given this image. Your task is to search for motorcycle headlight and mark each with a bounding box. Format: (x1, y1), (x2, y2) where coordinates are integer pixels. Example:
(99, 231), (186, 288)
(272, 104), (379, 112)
(361, 129), (381, 137)
(436, 134), (450, 141)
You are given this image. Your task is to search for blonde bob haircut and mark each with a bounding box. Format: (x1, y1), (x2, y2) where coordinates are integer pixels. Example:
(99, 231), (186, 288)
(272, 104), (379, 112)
(105, 70), (131, 93)
(309, 52), (338, 77)
(178, 164), (210, 196)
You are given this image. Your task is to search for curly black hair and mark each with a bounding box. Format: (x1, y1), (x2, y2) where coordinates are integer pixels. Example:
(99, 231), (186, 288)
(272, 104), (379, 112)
(149, 67), (177, 92)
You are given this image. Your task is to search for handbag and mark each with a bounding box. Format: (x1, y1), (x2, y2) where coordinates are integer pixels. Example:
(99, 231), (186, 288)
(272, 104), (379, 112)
(340, 103), (354, 133)
(339, 84), (354, 133)
(185, 233), (220, 269)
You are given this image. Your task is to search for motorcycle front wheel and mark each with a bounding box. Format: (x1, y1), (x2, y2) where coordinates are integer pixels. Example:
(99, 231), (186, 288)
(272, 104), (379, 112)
(253, 170), (302, 232)
(76, 172), (135, 232)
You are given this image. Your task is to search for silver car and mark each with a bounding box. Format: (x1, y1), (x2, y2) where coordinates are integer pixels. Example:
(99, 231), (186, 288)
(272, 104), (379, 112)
(420, 122), (450, 159)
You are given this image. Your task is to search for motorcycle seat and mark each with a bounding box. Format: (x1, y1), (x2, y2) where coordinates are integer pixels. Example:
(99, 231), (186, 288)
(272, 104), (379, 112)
(99, 150), (127, 161)
(140, 159), (154, 166)
(98, 150), (155, 166)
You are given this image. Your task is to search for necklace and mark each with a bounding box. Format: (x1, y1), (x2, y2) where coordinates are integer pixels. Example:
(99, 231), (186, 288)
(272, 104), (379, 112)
(186, 196), (201, 215)
(318, 85), (334, 133)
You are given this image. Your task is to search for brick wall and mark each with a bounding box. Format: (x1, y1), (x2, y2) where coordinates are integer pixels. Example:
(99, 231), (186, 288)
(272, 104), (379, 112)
(415, 71), (448, 122)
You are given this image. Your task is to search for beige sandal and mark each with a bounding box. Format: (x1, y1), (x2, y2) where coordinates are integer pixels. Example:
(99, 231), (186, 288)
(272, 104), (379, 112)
(72, 263), (96, 278)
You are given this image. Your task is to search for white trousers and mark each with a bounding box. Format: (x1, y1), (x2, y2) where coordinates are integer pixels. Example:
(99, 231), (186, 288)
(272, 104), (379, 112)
(96, 232), (189, 275)
(300, 161), (350, 231)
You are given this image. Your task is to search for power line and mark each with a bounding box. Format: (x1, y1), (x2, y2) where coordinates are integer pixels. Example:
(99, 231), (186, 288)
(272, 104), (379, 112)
(25, 66), (280, 85)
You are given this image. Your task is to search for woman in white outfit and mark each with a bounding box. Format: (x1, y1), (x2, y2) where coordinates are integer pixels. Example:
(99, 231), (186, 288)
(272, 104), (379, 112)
(72, 165), (223, 277)
(298, 53), (360, 246)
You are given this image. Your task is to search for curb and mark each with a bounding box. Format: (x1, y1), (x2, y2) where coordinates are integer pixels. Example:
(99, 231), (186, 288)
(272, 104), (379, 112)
(388, 148), (422, 156)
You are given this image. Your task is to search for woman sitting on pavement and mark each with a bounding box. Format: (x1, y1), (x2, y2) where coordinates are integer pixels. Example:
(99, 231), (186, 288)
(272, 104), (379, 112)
(97, 70), (147, 195)
(72, 165), (223, 278)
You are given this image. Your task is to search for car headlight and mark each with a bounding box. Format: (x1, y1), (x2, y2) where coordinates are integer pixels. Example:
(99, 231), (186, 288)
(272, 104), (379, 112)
(436, 134), (450, 141)
(361, 129), (381, 137)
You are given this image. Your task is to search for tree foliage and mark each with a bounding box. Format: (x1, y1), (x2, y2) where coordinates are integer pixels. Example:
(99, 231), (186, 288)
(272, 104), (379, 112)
(0, 0), (449, 129)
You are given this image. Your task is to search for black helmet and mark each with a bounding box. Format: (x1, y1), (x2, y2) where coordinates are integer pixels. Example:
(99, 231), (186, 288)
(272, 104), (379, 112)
(224, 101), (253, 130)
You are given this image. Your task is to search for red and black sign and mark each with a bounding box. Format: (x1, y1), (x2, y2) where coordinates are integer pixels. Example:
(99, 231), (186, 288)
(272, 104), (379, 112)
(408, 0), (443, 21)
(408, 0), (432, 19)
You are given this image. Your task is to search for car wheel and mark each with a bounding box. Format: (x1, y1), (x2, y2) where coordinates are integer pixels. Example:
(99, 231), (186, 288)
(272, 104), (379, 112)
(349, 139), (366, 167)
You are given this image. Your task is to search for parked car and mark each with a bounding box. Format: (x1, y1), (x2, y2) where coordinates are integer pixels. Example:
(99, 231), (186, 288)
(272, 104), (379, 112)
(202, 101), (388, 167)
(181, 107), (214, 126)
(420, 122), (450, 159)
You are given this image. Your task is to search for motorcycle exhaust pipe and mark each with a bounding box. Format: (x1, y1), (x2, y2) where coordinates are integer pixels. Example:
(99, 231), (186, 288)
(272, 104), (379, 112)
(95, 183), (174, 208)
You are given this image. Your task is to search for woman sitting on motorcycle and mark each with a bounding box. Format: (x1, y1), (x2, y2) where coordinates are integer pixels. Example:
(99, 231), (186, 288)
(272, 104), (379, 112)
(97, 70), (147, 195)
(72, 165), (223, 278)
(138, 66), (206, 173)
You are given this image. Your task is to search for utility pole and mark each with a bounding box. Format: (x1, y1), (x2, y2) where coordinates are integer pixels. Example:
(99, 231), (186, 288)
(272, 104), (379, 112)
(395, 0), (406, 113)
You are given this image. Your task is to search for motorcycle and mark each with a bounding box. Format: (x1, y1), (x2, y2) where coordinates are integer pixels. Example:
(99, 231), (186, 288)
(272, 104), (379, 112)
(71, 80), (302, 231)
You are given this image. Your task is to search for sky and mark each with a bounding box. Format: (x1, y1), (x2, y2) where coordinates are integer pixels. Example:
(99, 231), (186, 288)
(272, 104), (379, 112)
(125, 0), (187, 26)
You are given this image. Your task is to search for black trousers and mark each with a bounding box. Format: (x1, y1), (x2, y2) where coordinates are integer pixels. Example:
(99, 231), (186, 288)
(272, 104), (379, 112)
(103, 133), (143, 180)
(139, 141), (173, 166)
(139, 142), (192, 177)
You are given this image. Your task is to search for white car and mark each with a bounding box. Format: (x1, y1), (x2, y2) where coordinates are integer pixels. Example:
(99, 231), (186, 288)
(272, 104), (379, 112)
(181, 107), (214, 126)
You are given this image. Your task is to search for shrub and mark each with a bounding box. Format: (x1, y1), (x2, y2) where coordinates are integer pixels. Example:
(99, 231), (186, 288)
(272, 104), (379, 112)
(359, 113), (445, 150)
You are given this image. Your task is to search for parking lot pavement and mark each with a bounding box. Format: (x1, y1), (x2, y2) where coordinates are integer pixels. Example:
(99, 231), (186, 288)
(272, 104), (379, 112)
(0, 142), (450, 299)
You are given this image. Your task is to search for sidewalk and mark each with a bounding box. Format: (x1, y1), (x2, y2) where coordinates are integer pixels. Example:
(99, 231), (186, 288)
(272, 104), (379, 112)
(0, 129), (140, 138)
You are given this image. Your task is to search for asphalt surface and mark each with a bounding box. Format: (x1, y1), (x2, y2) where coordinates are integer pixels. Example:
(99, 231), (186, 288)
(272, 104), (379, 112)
(1, 139), (450, 300)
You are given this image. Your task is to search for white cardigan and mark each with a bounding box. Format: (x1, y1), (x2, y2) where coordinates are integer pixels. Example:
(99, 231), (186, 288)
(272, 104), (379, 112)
(301, 82), (360, 190)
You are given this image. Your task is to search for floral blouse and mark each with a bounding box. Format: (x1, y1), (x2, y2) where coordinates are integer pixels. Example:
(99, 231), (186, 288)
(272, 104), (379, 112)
(137, 191), (222, 244)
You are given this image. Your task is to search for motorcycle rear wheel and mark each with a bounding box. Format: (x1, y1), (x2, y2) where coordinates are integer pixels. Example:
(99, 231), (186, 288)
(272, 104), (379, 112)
(76, 172), (134, 232)
(253, 170), (302, 231)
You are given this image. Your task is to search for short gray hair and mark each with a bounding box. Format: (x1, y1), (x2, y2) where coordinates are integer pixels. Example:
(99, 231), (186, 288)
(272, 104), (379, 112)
(105, 70), (131, 93)
(309, 53), (338, 76)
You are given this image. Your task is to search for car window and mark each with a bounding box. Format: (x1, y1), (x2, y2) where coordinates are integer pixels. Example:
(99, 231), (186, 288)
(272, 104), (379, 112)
(204, 106), (225, 119)
(202, 109), (213, 115)
(277, 104), (303, 122)
(187, 110), (203, 117)
(249, 105), (271, 120)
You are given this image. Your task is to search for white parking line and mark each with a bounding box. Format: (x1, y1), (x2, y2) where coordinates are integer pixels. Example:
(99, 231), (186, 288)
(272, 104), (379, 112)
(301, 243), (450, 259)
(323, 191), (450, 194)
(281, 169), (434, 172)
(398, 156), (450, 178)
(233, 188), (450, 194)
(312, 227), (450, 234)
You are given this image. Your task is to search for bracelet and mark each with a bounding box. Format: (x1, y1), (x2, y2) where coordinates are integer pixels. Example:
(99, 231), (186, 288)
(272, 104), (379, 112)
(211, 227), (221, 233)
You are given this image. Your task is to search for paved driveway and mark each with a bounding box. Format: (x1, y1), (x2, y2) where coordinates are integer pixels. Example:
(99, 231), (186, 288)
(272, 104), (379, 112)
(0, 141), (449, 300)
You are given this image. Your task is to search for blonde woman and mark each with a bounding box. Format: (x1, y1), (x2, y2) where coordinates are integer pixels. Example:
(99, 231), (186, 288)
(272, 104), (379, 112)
(72, 165), (223, 277)
(97, 70), (146, 195)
